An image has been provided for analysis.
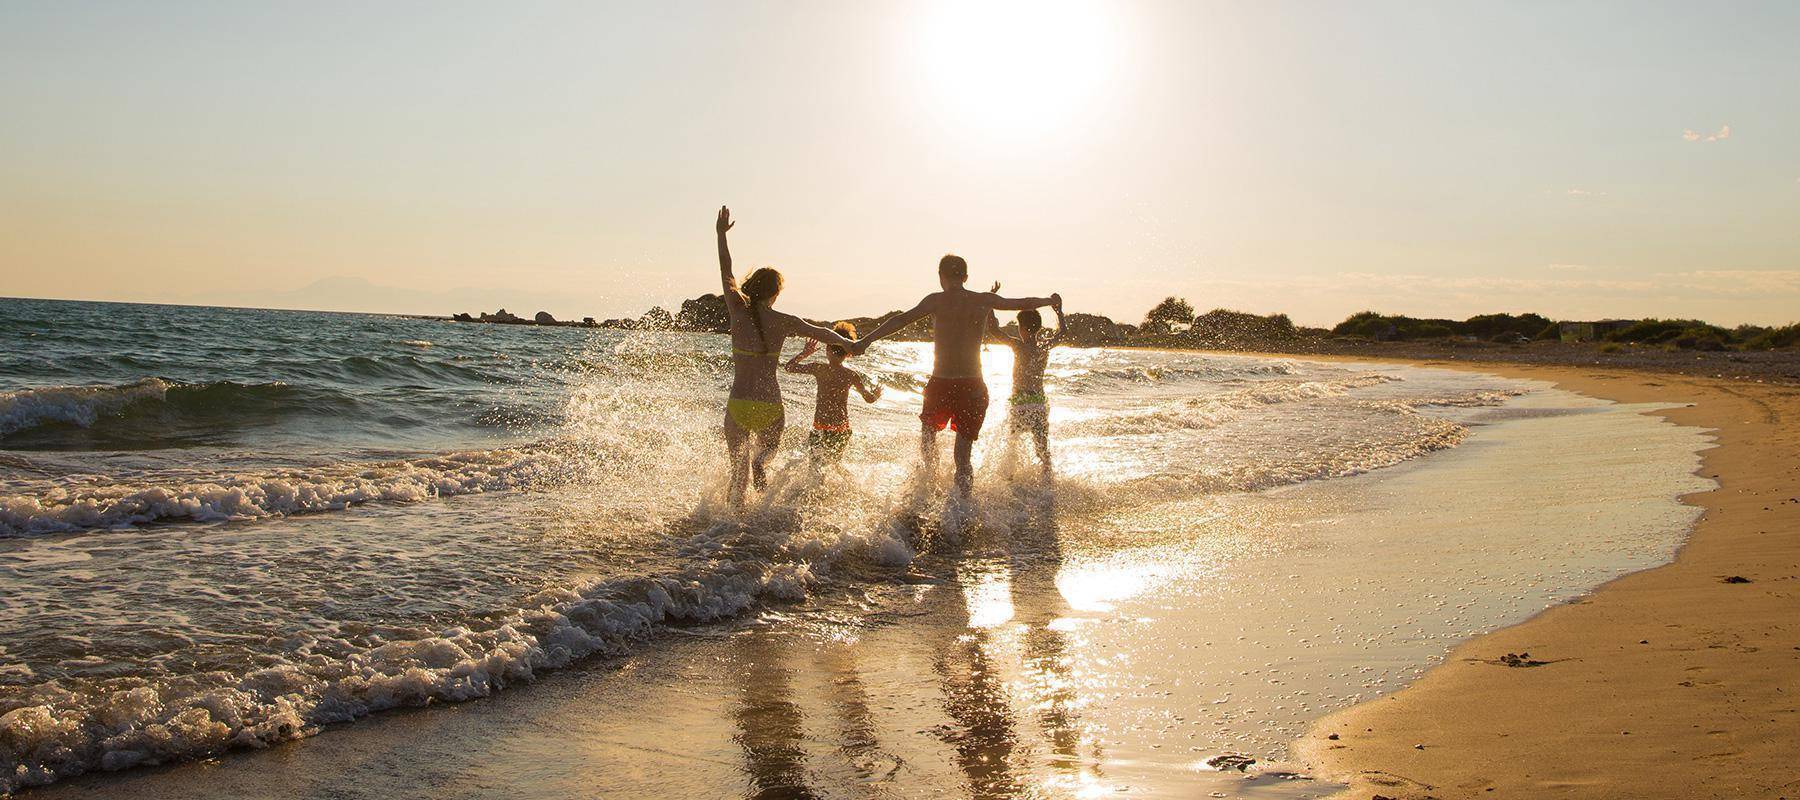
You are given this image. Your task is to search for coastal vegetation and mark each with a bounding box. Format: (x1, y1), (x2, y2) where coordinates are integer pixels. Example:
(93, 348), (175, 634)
(450, 293), (1799, 353)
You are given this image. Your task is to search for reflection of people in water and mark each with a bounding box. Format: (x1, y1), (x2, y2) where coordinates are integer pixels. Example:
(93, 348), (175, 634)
(818, 643), (905, 785)
(931, 499), (1099, 795)
(730, 629), (907, 797)
(731, 631), (820, 799)
(934, 624), (1024, 798)
(1006, 501), (1097, 779)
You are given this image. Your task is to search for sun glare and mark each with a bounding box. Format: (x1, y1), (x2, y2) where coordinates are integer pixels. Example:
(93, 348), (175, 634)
(913, 0), (1120, 144)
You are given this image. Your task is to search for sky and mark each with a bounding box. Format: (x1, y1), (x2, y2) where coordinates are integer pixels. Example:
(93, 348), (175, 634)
(1, 0), (1797, 327)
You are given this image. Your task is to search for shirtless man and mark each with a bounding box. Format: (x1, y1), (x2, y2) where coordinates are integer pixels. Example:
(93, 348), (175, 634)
(852, 255), (1058, 495)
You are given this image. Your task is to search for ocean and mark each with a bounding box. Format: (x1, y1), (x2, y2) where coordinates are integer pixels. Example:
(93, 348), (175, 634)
(0, 298), (1710, 797)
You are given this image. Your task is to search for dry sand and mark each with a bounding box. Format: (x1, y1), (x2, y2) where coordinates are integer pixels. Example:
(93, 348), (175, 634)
(1299, 363), (1800, 799)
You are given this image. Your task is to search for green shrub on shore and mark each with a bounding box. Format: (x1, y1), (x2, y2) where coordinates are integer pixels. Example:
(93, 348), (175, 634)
(1330, 311), (1551, 342)
(588, 292), (1798, 354)
(1737, 323), (1800, 350)
(1605, 319), (1730, 346)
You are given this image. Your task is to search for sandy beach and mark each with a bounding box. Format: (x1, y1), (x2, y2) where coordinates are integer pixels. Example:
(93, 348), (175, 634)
(1300, 362), (1800, 799)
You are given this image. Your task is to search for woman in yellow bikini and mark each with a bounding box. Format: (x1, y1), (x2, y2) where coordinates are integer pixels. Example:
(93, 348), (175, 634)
(715, 206), (858, 509)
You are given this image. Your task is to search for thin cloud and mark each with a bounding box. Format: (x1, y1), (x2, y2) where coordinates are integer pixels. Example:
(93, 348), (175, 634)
(1545, 263), (1593, 272)
(1199, 270), (1800, 298)
(1670, 270), (1800, 294)
(1564, 188), (1606, 198)
(1683, 124), (1730, 143)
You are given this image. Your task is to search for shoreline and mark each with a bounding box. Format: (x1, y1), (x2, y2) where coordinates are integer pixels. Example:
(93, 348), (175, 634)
(1294, 360), (1800, 799)
(13, 357), (1726, 799)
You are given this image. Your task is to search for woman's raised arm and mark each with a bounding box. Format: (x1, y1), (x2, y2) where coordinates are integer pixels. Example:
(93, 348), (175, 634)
(716, 206), (742, 305)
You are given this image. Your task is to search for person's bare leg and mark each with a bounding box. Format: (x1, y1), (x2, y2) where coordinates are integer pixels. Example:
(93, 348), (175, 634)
(724, 415), (750, 510)
(751, 420), (784, 492)
(1032, 420), (1052, 478)
(953, 432), (975, 497)
(919, 422), (938, 487)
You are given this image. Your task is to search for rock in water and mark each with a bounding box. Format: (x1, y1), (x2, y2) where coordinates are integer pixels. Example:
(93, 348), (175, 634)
(1207, 753), (1256, 772)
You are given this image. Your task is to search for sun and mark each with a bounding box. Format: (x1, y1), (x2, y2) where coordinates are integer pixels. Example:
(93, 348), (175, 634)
(913, 0), (1120, 145)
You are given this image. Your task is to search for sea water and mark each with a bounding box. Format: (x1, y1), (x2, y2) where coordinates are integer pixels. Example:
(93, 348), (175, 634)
(0, 298), (1707, 796)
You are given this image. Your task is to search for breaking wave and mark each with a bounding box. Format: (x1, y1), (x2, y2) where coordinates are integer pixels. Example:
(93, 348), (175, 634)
(0, 380), (360, 447)
(0, 448), (566, 537)
(0, 515), (914, 794)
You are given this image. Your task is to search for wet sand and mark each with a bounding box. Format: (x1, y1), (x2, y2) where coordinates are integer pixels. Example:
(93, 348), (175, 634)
(24, 367), (1721, 799)
(1298, 363), (1800, 799)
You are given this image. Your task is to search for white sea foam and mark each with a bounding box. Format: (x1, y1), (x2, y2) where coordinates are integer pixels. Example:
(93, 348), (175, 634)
(1063, 374), (1402, 437)
(0, 448), (562, 537)
(0, 512), (913, 794)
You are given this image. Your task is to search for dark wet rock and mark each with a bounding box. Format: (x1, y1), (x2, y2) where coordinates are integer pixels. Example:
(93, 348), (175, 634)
(1496, 652), (1549, 667)
(1722, 575), (1752, 583)
(534, 311), (556, 324)
(1207, 753), (1256, 772)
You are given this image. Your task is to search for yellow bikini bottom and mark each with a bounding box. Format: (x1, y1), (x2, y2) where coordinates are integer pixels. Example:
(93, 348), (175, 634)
(727, 398), (785, 432)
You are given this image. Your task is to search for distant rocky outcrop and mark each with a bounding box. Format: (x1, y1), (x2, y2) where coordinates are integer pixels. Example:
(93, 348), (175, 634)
(453, 308), (597, 328)
(677, 294), (730, 333)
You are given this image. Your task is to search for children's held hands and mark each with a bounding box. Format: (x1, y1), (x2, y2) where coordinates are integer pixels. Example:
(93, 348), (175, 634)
(1051, 293), (1063, 311)
(716, 205), (734, 234)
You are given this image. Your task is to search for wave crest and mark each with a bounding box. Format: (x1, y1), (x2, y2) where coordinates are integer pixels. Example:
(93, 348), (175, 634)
(0, 379), (172, 437)
(0, 449), (560, 537)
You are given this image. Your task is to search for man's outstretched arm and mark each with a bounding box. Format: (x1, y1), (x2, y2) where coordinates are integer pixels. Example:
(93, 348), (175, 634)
(853, 298), (934, 352)
(986, 291), (1060, 312)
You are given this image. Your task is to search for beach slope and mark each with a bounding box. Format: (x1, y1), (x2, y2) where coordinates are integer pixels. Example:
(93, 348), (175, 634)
(1304, 367), (1800, 799)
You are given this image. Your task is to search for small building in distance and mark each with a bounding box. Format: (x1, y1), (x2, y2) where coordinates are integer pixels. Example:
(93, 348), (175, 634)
(1559, 319), (1635, 342)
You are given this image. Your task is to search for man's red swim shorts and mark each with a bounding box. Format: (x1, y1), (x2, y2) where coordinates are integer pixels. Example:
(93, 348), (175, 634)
(920, 377), (989, 438)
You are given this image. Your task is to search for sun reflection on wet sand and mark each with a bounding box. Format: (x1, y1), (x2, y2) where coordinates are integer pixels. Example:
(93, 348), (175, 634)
(957, 561), (1017, 628)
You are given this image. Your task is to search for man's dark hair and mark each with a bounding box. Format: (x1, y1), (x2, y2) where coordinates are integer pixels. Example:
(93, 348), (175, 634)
(938, 254), (968, 283)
